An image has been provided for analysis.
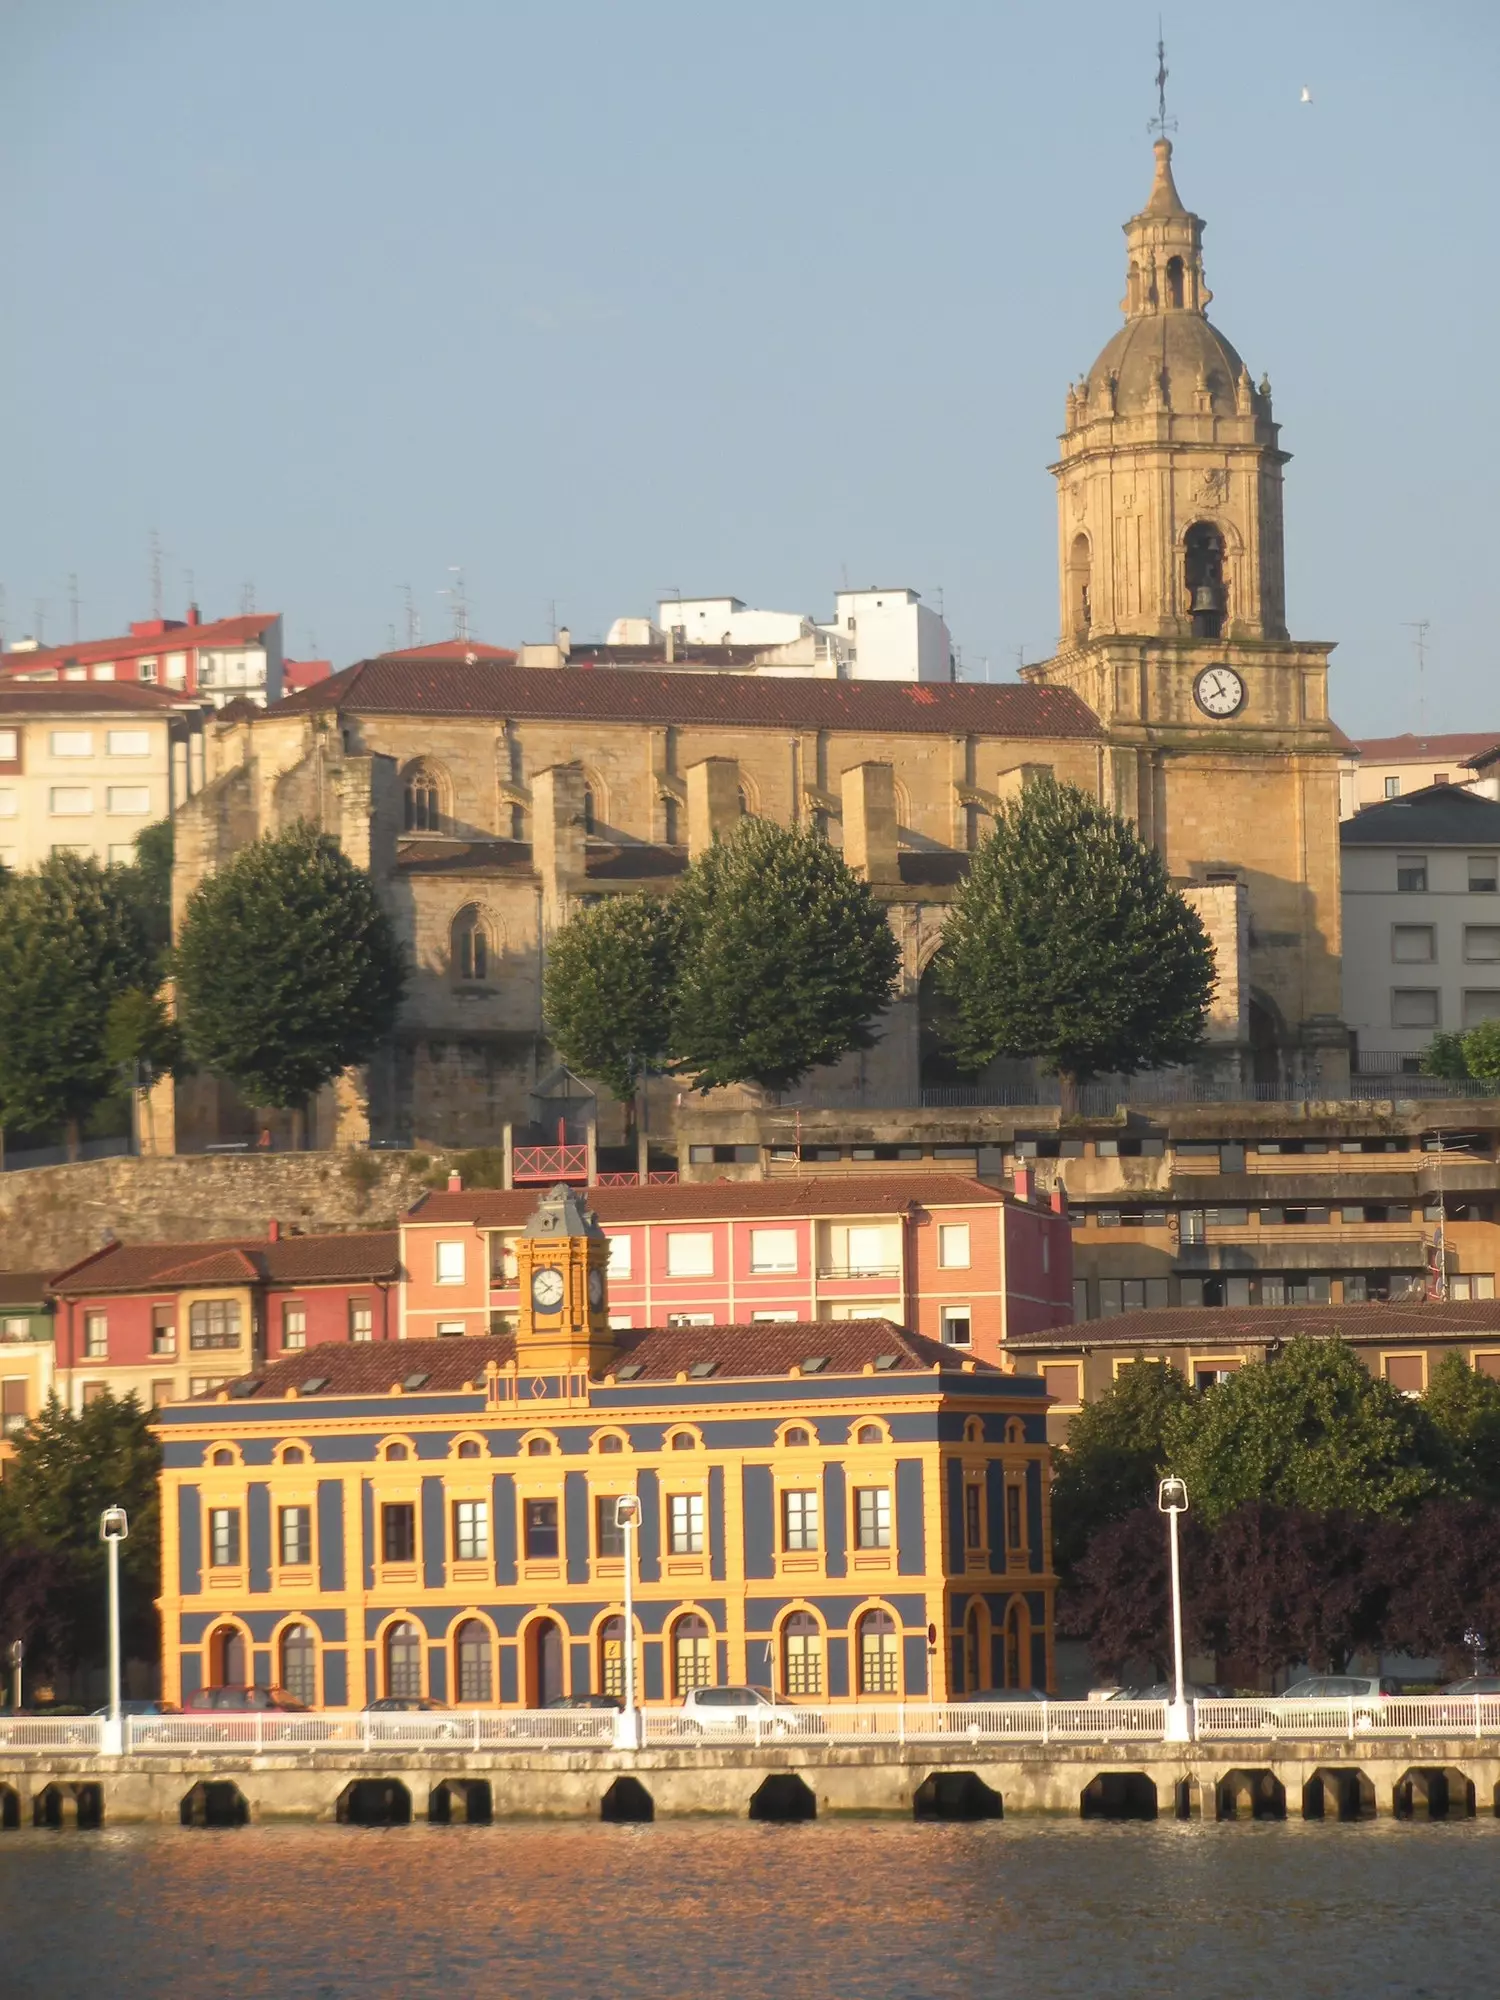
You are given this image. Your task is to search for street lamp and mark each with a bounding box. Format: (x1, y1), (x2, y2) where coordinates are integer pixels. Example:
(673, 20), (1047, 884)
(100, 1506), (129, 1752)
(614, 1494), (642, 1749)
(1157, 1476), (1192, 1743)
(7, 1638), (21, 1717)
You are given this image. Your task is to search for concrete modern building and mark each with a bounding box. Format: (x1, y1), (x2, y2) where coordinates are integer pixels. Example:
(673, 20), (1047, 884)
(1341, 787), (1500, 1066)
(0, 1274), (54, 1469)
(1, 609), (287, 711)
(153, 1186), (1057, 1707)
(0, 682), (208, 870)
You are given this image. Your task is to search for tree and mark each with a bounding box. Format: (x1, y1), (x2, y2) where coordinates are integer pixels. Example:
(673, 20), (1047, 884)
(113, 818), (174, 972)
(1200, 1505), (1384, 1679)
(1461, 1018), (1500, 1080)
(105, 986), (184, 1084)
(1376, 1500), (1500, 1673)
(1420, 1030), (1470, 1081)
(175, 823), (406, 1125)
(669, 817), (901, 1094)
(1423, 1352), (1500, 1503)
(1163, 1338), (1442, 1526)
(1049, 1359), (1193, 1572)
(930, 777), (1215, 1088)
(0, 1392), (162, 1673)
(1058, 1503), (1211, 1678)
(1420, 1021), (1500, 1081)
(543, 893), (679, 1102)
(0, 853), (153, 1151)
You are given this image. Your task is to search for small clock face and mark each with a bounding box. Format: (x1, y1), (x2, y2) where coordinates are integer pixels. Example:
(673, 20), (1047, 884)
(530, 1266), (565, 1311)
(588, 1267), (605, 1308)
(1194, 665), (1246, 718)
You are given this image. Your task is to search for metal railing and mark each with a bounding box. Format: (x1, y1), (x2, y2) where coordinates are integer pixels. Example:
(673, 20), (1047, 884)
(1194, 1695), (1500, 1740)
(511, 1144), (589, 1182)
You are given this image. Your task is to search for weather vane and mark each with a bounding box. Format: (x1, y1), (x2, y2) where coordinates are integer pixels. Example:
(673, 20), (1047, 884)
(1149, 22), (1178, 138)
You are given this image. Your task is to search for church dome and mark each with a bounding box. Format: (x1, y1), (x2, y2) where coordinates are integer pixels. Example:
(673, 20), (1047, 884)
(1085, 312), (1248, 418)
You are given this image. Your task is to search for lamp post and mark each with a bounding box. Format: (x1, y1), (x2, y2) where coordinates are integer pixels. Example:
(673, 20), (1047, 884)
(7, 1638), (21, 1716)
(100, 1506), (129, 1755)
(614, 1494), (642, 1749)
(1157, 1476), (1193, 1743)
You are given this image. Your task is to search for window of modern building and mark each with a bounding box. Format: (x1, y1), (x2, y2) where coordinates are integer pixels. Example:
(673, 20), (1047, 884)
(672, 1613), (713, 1694)
(1463, 991), (1500, 1029)
(1006, 1484), (1023, 1553)
(606, 1233), (632, 1279)
(782, 1487), (819, 1552)
(599, 1615), (627, 1698)
(81, 1380), (107, 1405)
(280, 1624), (316, 1705)
(1465, 927), (1500, 962)
(665, 1232), (714, 1278)
(189, 1298), (241, 1350)
(49, 730), (93, 757)
(83, 1310), (108, 1358)
(1450, 1275), (1497, 1300)
(748, 1228), (797, 1274)
(1392, 924), (1436, 963)
(381, 1502), (416, 1564)
(0, 729), (17, 760)
(435, 1241), (466, 1285)
(1042, 1362), (1080, 1405)
(209, 1508), (241, 1568)
(524, 1498), (559, 1559)
(846, 1225), (895, 1276)
(855, 1486), (892, 1550)
(1, 1379), (28, 1439)
(938, 1223), (971, 1269)
(149, 1380), (173, 1409)
(348, 1298), (373, 1341)
(1384, 776), (1401, 798)
(1470, 856), (1499, 893)
(1396, 855), (1429, 892)
(452, 1499), (489, 1562)
(454, 1618), (492, 1702)
(783, 1611), (823, 1697)
(279, 1506), (311, 1567)
(281, 1302), (306, 1350)
(48, 788), (92, 815)
(595, 1496), (626, 1559)
(857, 1608), (900, 1695)
(964, 1483), (982, 1549)
(105, 729), (150, 757)
(385, 1620), (423, 1699)
(940, 1305), (972, 1347)
(106, 786), (151, 816)
(1071, 1278), (1089, 1319)
(668, 1492), (704, 1555)
(1391, 988), (1440, 1029)
(149, 1305), (175, 1355)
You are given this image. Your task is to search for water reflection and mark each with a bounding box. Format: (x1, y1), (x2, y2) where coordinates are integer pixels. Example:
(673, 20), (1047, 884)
(1, 1819), (1496, 2000)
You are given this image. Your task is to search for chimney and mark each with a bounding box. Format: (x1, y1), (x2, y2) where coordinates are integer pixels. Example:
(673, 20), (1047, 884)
(267, 1218), (280, 1242)
(1012, 1165), (1033, 1204)
(557, 626), (571, 659)
(187, 603), (201, 626)
(1050, 1185), (1068, 1215)
(663, 627), (675, 664)
(448, 1171), (463, 1193)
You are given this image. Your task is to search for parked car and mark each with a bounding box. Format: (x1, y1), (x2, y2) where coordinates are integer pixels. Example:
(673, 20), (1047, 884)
(545, 1693), (624, 1711)
(362, 1695), (451, 1712)
(961, 1688), (1051, 1704)
(1280, 1676), (1400, 1701)
(1439, 1676), (1500, 1695)
(91, 1700), (182, 1717)
(1109, 1682), (1227, 1702)
(679, 1685), (823, 1735)
(185, 1685), (310, 1712)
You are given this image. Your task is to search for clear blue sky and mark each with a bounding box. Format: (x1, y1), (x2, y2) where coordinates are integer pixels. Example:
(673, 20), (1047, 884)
(2, 0), (1496, 733)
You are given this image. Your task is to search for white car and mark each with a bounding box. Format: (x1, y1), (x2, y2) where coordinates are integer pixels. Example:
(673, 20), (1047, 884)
(679, 1685), (822, 1735)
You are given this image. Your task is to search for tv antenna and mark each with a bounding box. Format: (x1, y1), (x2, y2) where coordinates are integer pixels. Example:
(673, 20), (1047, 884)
(442, 566), (469, 641)
(148, 529), (164, 618)
(400, 583), (420, 649)
(241, 579), (256, 615)
(182, 568), (194, 612)
(67, 573), (80, 645)
(1405, 619), (1431, 734)
(1148, 22), (1178, 138)
(33, 598), (46, 646)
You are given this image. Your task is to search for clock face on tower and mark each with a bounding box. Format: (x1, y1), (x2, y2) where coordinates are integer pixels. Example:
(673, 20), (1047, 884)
(588, 1268), (604, 1309)
(530, 1266), (565, 1311)
(1194, 665), (1246, 718)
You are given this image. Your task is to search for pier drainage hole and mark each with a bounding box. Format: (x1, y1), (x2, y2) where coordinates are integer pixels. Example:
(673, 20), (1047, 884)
(33, 1784), (102, 1831)
(748, 1773), (816, 1822)
(1080, 1773), (1157, 1822)
(1395, 1769), (1475, 1821)
(337, 1779), (412, 1827)
(914, 1772), (1003, 1821)
(181, 1781), (249, 1828)
(1302, 1770), (1377, 1821)
(601, 1777), (655, 1824)
(0, 1786), (18, 1832)
(1216, 1771), (1286, 1822)
(428, 1781), (492, 1825)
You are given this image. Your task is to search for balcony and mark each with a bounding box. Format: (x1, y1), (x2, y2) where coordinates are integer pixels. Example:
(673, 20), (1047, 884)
(512, 1143), (588, 1185)
(816, 1264), (902, 1281)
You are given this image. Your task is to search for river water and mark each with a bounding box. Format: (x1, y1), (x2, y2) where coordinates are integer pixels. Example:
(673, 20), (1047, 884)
(1, 1819), (1494, 1999)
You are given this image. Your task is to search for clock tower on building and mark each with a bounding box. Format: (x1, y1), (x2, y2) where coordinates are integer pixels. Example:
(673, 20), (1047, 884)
(1026, 136), (1347, 1087)
(514, 1184), (614, 1372)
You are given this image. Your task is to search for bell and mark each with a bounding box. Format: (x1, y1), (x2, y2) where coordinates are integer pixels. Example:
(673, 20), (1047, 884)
(1190, 584), (1219, 613)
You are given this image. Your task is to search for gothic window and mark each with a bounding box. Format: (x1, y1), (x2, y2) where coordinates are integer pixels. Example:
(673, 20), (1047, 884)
(1165, 255), (1185, 309)
(403, 761), (447, 834)
(663, 795), (679, 845)
(451, 905), (492, 983)
(1184, 522), (1227, 640)
(509, 804), (525, 841)
(583, 786), (596, 836)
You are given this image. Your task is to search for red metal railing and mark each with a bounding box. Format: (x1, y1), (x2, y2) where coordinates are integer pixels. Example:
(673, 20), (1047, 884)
(592, 1170), (680, 1188)
(511, 1144), (588, 1183)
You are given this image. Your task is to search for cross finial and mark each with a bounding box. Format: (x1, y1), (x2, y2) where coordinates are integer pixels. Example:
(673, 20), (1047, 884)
(1149, 22), (1177, 138)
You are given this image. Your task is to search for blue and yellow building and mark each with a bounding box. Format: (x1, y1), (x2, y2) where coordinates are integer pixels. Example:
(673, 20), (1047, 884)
(155, 1188), (1056, 1706)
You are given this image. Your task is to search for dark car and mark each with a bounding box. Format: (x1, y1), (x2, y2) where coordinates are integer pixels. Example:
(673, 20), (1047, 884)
(1439, 1676), (1500, 1695)
(185, 1685), (310, 1712)
(362, 1695), (451, 1712)
(961, 1687), (1051, 1704)
(545, 1693), (624, 1711)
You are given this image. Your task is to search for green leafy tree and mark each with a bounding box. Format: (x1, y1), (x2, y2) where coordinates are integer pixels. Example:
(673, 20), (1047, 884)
(0, 1392), (162, 1672)
(175, 823), (406, 1127)
(0, 853), (152, 1151)
(931, 778), (1215, 1088)
(1420, 1030), (1470, 1081)
(1462, 1018), (1500, 1080)
(1049, 1359), (1193, 1572)
(111, 819), (174, 972)
(104, 986), (184, 1083)
(543, 893), (679, 1101)
(1423, 1352), (1500, 1502)
(669, 817), (901, 1093)
(1164, 1337), (1442, 1526)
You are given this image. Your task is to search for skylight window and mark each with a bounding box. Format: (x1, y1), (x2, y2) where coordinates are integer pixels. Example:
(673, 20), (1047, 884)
(402, 1371), (430, 1391)
(874, 1354), (899, 1371)
(800, 1355), (830, 1375)
(299, 1376), (330, 1395)
(688, 1359), (719, 1378)
(616, 1362), (645, 1381)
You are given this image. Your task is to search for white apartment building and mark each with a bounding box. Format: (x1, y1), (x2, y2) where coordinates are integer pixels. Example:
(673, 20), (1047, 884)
(0, 683), (209, 871)
(1341, 785), (1500, 1068)
(588, 586), (956, 681)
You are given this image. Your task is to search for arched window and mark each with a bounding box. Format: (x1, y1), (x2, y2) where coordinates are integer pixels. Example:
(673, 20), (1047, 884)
(384, 1442), (409, 1461)
(1184, 521), (1227, 640)
(1165, 254), (1185, 309)
(455, 1619), (493, 1702)
(281, 1445), (305, 1465)
(403, 762), (445, 834)
(583, 786), (596, 836)
(526, 1437), (553, 1456)
(456, 1439), (481, 1459)
(783, 1426), (810, 1448)
(211, 1447), (234, 1466)
(598, 1434), (623, 1454)
(599, 1614), (627, 1699)
(663, 796), (679, 845)
(672, 1613), (713, 1695)
(280, 1623), (317, 1705)
(856, 1424), (882, 1446)
(1067, 531), (1092, 640)
(210, 1623), (246, 1687)
(964, 1602), (984, 1694)
(782, 1612), (823, 1698)
(857, 1609), (900, 1696)
(669, 1431), (697, 1451)
(736, 786), (748, 816)
(385, 1620), (423, 1699)
(451, 905), (491, 983)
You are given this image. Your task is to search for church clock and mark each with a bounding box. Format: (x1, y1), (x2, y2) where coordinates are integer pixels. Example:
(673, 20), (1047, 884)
(1193, 665), (1245, 718)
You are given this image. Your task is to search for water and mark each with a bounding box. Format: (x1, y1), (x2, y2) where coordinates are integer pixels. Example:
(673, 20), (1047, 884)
(2, 1819), (1495, 1999)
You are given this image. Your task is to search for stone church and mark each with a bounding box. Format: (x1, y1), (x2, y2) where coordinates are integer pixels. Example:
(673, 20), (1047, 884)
(163, 138), (1344, 1155)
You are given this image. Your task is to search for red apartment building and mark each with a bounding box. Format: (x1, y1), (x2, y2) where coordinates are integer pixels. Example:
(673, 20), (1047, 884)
(399, 1175), (1073, 1366)
(48, 1227), (399, 1410)
(0, 608), (322, 711)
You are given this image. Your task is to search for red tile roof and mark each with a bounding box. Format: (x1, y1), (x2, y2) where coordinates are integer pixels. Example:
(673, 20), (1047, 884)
(407, 1175), (1008, 1228)
(0, 1272), (50, 1309)
(375, 640), (518, 663)
(1353, 732), (1500, 766)
(1006, 1298), (1500, 1349)
(0, 613), (278, 675)
(273, 657), (1103, 739)
(192, 1318), (1003, 1400)
(0, 683), (203, 715)
(51, 1231), (399, 1295)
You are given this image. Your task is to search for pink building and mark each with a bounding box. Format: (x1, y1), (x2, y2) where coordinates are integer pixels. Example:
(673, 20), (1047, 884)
(1, 608), (286, 710)
(400, 1175), (1073, 1366)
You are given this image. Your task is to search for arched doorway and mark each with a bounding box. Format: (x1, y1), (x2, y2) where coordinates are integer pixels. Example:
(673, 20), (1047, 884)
(209, 1624), (246, 1687)
(782, 1612), (823, 1698)
(1184, 522), (1226, 639)
(527, 1617), (564, 1707)
(671, 1614), (713, 1697)
(1003, 1600), (1030, 1690)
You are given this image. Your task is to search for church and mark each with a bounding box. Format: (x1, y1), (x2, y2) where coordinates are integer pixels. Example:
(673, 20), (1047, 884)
(161, 135), (1345, 1155)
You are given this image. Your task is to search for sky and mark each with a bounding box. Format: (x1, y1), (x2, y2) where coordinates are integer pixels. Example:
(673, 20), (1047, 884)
(1, 0), (1497, 734)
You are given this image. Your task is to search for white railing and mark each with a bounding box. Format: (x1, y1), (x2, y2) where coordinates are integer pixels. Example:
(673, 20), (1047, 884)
(1195, 1695), (1500, 1740)
(0, 1717), (103, 1752)
(119, 1709), (619, 1754)
(641, 1701), (1169, 1746)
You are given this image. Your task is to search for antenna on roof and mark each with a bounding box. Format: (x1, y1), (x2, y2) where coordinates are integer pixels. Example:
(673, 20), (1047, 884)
(400, 583), (420, 649)
(1148, 20), (1178, 138)
(148, 528), (164, 619)
(386, 622), (397, 651)
(67, 573), (80, 645)
(182, 568), (194, 614)
(240, 579), (256, 615)
(1405, 620), (1431, 736)
(33, 598), (46, 647)
(442, 565), (469, 642)
(0, 583), (7, 649)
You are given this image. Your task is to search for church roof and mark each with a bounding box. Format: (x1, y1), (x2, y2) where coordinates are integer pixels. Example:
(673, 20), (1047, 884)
(271, 657), (1103, 740)
(185, 1319), (1006, 1401)
(1086, 312), (1249, 419)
